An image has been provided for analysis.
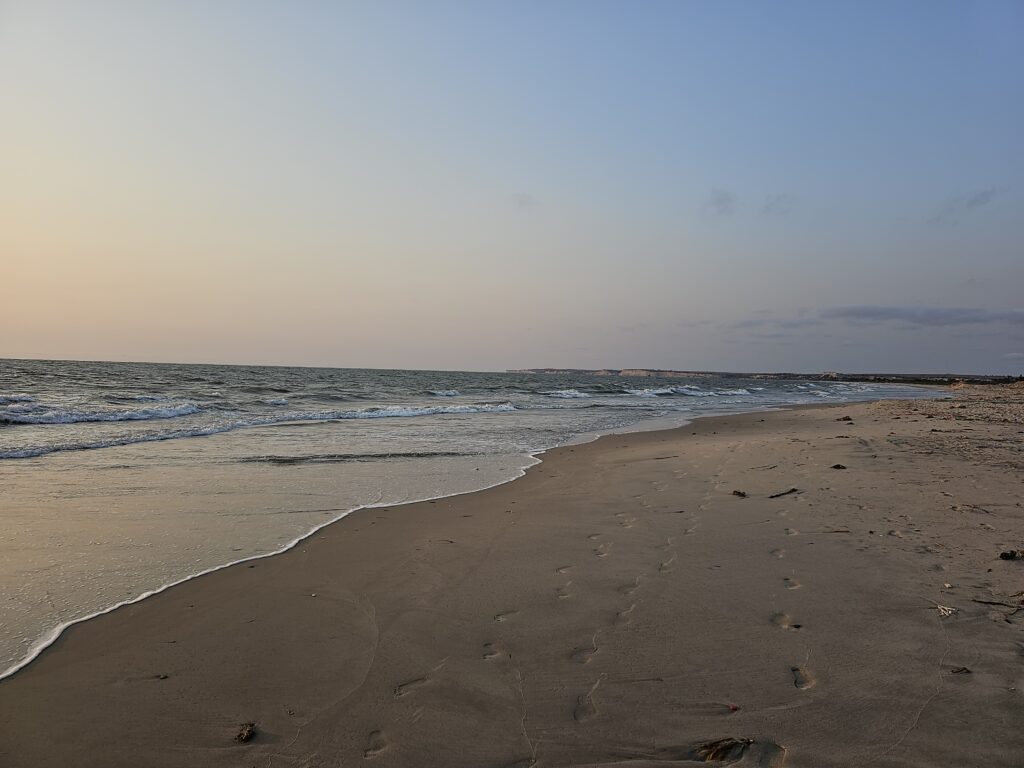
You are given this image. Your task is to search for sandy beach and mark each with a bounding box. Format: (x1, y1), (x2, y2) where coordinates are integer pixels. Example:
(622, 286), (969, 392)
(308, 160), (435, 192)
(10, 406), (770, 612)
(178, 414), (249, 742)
(2, 388), (1023, 767)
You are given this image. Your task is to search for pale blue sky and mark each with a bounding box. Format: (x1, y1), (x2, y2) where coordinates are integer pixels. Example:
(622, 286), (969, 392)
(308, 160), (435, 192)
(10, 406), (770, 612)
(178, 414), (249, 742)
(2, 1), (1022, 372)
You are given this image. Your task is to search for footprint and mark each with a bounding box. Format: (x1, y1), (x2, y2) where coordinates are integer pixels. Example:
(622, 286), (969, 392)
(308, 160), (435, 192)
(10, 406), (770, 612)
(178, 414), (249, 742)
(571, 639), (598, 663)
(555, 565), (574, 574)
(594, 542), (612, 558)
(770, 548), (785, 559)
(659, 556), (676, 574)
(658, 537), (674, 550)
(364, 730), (388, 758)
(483, 642), (505, 660)
(785, 528), (799, 536)
(770, 612), (802, 630)
(791, 665), (816, 690)
(783, 577), (801, 590)
(495, 610), (519, 623)
(556, 582), (574, 600)
(588, 533), (602, 541)
(614, 604), (636, 626)
(618, 577), (642, 595)
(394, 677), (428, 697)
(573, 678), (602, 721)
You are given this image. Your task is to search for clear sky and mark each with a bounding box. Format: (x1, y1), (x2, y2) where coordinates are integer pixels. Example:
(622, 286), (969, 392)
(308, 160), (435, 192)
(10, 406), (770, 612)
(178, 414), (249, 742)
(2, 1), (1022, 373)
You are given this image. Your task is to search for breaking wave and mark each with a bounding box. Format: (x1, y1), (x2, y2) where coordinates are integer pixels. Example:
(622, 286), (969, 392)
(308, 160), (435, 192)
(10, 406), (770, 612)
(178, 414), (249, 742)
(546, 389), (591, 398)
(0, 394), (35, 404)
(0, 402), (518, 459)
(1, 403), (202, 425)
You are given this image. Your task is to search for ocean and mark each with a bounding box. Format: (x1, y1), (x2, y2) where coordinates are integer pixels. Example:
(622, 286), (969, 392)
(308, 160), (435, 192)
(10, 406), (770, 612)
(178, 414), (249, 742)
(0, 358), (940, 678)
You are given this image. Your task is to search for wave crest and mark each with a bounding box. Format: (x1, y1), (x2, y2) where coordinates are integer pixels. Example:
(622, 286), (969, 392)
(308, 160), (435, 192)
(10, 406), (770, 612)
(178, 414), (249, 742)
(1, 403), (202, 425)
(546, 389), (591, 398)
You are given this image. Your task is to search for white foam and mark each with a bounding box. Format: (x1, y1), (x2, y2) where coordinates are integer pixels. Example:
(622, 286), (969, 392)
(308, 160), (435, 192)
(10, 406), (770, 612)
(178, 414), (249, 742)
(0, 394), (35, 404)
(429, 390), (461, 397)
(1, 402), (201, 425)
(546, 389), (591, 398)
(0, 402), (520, 459)
(624, 387), (675, 396)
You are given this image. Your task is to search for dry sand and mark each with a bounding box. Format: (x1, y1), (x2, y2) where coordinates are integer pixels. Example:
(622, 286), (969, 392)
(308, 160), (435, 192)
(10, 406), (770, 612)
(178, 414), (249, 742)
(2, 390), (1023, 767)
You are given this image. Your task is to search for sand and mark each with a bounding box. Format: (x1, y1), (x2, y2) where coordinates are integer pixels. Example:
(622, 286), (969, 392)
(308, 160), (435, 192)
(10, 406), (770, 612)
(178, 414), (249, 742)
(2, 390), (1023, 767)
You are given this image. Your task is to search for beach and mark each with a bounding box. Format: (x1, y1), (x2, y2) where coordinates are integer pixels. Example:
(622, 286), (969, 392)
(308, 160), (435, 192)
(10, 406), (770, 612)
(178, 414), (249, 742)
(2, 388), (1023, 767)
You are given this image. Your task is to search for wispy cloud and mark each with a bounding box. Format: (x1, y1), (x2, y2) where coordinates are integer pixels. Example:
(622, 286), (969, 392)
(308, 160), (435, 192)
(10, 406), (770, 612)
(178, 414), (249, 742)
(704, 189), (736, 217)
(731, 317), (819, 330)
(513, 192), (541, 211)
(929, 188), (1000, 224)
(730, 306), (1024, 336)
(1004, 352), (1024, 360)
(761, 193), (793, 216)
(821, 306), (1024, 327)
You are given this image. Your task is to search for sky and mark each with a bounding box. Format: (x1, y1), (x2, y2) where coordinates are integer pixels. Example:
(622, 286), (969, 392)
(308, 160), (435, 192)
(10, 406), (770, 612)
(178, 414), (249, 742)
(1, 1), (1022, 374)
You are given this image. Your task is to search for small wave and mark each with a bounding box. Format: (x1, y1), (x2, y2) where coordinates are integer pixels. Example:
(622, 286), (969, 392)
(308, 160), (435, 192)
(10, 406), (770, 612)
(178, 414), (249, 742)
(624, 387), (675, 397)
(265, 398), (289, 406)
(133, 395), (168, 402)
(342, 403), (515, 418)
(714, 388), (752, 396)
(0, 394), (36, 404)
(0, 402), (202, 425)
(428, 390), (461, 397)
(546, 389), (591, 398)
(623, 386), (708, 397)
(239, 451), (478, 465)
(0, 402), (518, 459)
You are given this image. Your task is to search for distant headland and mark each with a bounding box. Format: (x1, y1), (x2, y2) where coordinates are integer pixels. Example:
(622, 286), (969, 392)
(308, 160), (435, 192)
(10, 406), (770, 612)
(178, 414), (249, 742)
(507, 369), (1021, 386)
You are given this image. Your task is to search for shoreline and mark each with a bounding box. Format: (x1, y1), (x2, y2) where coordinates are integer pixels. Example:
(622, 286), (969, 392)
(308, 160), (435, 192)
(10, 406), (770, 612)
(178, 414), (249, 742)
(4, 390), (880, 685)
(4, 390), (1022, 766)
(0, 402), (826, 683)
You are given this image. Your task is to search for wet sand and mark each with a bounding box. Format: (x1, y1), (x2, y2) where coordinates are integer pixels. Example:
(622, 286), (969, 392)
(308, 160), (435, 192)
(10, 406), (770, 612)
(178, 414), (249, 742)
(2, 390), (1023, 767)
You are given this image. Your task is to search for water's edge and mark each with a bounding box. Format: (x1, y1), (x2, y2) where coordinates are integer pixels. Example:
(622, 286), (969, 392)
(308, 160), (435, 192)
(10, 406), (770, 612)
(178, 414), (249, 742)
(0, 397), (913, 681)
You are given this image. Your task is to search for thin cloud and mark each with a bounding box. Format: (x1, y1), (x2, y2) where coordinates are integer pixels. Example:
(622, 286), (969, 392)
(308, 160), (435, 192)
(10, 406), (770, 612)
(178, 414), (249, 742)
(731, 305), (1024, 334)
(513, 193), (540, 210)
(1004, 352), (1024, 360)
(705, 189), (736, 217)
(821, 306), (1024, 327)
(731, 317), (820, 330)
(929, 187), (1000, 223)
(761, 193), (793, 216)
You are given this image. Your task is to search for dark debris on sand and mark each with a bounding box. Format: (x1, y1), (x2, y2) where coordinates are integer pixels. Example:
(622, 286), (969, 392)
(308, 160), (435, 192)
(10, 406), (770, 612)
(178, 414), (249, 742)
(235, 722), (257, 743)
(689, 737), (753, 761)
